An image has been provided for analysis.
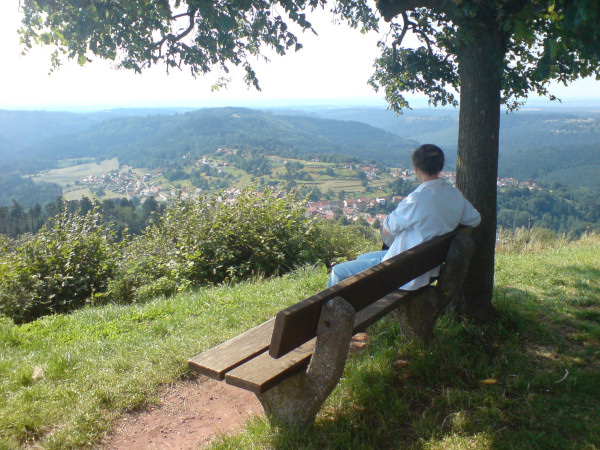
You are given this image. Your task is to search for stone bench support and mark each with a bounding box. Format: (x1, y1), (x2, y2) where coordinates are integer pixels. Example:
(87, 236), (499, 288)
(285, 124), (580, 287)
(258, 297), (355, 426)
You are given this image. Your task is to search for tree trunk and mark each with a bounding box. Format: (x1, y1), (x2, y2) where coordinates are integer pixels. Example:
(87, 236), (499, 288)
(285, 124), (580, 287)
(455, 25), (504, 322)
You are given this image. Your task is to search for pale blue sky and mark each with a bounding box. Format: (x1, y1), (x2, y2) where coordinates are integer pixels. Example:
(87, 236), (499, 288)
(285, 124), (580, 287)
(1, 2), (599, 111)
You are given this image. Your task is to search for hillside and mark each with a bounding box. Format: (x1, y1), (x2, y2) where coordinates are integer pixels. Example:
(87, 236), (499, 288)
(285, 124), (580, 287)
(499, 145), (600, 190)
(0, 108), (188, 157)
(4, 106), (600, 188)
(0, 173), (62, 209)
(294, 106), (600, 188)
(1, 233), (599, 448)
(291, 107), (460, 150)
(19, 108), (418, 170)
(0, 110), (99, 156)
(301, 106), (600, 151)
(2, 106), (600, 209)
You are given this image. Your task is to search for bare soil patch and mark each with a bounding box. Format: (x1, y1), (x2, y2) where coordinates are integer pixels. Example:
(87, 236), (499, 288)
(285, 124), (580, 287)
(101, 333), (368, 449)
(101, 377), (263, 449)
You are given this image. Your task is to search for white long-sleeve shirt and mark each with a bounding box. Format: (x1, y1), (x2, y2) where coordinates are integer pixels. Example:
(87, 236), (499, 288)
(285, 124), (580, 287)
(382, 178), (481, 290)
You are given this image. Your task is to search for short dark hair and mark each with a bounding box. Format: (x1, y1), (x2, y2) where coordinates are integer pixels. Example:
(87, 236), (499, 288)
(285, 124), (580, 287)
(411, 144), (445, 175)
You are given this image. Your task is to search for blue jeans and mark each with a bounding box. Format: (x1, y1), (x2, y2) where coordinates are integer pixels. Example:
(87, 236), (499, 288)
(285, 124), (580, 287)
(327, 250), (388, 287)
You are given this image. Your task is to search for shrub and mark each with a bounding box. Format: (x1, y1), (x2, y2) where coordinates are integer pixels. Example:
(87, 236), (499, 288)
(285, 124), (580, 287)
(0, 209), (120, 323)
(0, 188), (380, 315)
(110, 188), (319, 301)
(110, 188), (379, 303)
(311, 219), (379, 269)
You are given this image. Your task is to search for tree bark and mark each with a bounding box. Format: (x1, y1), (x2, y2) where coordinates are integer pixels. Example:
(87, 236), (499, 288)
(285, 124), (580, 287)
(455, 23), (504, 322)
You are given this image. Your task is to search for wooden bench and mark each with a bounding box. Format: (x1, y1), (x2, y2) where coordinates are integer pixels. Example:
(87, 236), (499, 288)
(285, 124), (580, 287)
(188, 227), (475, 426)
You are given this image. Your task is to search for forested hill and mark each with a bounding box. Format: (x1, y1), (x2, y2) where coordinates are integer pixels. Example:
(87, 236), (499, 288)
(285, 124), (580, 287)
(0, 110), (98, 153)
(3, 106), (600, 191)
(301, 106), (600, 152)
(499, 145), (600, 191)
(13, 108), (418, 171)
(276, 106), (600, 189)
(0, 108), (185, 173)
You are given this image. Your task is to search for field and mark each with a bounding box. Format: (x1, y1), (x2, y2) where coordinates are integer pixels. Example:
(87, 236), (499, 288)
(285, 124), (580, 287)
(63, 188), (124, 202)
(30, 158), (120, 187)
(1, 233), (599, 448)
(252, 157), (395, 196)
(317, 178), (389, 194)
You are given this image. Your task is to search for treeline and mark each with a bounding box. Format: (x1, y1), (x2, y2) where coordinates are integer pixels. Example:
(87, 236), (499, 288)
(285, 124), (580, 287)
(0, 173), (62, 209)
(0, 196), (164, 238)
(497, 184), (600, 237)
(0, 189), (376, 323)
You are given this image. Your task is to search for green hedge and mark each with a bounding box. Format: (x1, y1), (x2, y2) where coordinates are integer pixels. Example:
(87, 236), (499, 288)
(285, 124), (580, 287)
(110, 188), (378, 303)
(1, 188), (378, 321)
(0, 210), (119, 323)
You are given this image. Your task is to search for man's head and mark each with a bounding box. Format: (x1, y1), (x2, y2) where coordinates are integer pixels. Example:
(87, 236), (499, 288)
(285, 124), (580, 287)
(411, 144), (445, 176)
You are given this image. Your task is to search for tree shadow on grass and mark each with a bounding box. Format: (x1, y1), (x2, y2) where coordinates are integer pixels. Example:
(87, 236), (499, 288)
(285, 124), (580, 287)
(263, 285), (600, 449)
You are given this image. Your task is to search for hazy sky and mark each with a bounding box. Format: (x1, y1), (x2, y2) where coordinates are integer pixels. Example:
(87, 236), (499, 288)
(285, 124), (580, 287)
(1, 2), (599, 111)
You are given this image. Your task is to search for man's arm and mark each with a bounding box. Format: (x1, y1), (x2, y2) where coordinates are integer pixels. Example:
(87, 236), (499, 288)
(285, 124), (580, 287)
(380, 224), (396, 248)
(461, 199), (481, 227)
(383, 196), (416, 235)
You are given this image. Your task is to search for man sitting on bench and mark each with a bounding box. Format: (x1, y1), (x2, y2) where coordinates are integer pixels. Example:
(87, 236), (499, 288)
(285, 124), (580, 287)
(328, 144), (481, 288)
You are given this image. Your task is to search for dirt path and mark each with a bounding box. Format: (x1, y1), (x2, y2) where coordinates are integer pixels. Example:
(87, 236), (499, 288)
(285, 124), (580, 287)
(102, 378), (263, 449)
(101, 333), (367, 449)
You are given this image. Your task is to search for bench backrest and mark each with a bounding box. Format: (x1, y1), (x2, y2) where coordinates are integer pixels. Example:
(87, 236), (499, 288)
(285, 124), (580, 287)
(269, 228), (460, 357)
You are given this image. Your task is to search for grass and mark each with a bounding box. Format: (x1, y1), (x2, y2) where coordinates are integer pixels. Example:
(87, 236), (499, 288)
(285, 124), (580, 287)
(211, 234), (600, 449)
(30, 158), (120, 186)
(56, 158), (96, 169)
(1, 234), (599, 448)
(62, 188), (123, 202)
(0, 267), (326, 448)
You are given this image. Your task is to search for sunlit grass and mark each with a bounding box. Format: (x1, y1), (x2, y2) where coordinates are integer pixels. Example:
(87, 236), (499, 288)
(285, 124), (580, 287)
(30, 158), (120, 186)
(1, 234), (599, 448)
(0, 267), (327, 448)
(212, 234), (600, 449)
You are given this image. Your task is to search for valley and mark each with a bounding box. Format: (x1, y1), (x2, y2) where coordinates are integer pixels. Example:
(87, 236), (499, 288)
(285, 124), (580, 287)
(1, 105), (599, 237)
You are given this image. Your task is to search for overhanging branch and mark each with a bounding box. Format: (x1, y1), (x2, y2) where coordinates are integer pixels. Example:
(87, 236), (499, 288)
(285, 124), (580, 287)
(392, 11), (432, 58)
(376, 0), (443, 22)
(154, 8), (198, 59)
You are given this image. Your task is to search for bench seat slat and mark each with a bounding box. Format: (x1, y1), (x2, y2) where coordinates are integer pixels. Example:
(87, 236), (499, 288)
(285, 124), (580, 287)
(225, 338), (316, 394)
(222, 289), (424, 394)
(188, 318), (274, 380)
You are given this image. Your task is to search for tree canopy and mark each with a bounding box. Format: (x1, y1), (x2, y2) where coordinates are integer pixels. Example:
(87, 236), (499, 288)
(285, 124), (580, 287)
(21, 1), (599, 103)
(20, 0), (377, 88)
(370, 0), (600, 111)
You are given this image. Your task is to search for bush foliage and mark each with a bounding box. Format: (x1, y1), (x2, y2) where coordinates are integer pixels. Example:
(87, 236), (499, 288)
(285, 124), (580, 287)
(1, 188), (378, 321)
(110, 189), (315, 301)
(110, 188), (378, 303)
(0, 209), (119, 323)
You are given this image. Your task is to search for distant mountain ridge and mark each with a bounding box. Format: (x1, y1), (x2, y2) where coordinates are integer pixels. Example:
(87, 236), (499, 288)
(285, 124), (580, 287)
(288, 106), (600, 150)
(15, 108), (418, 170)
(1, 106), (600, 191)
(274, 106), (600, 189)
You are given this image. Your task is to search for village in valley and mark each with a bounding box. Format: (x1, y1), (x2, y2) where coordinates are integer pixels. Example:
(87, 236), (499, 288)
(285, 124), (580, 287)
(61, 150), (539, 227)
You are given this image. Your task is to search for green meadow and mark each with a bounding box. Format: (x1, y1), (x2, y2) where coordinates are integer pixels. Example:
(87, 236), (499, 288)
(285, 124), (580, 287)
(1, 233), (599, 449)
(30, 158), (120, 187)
